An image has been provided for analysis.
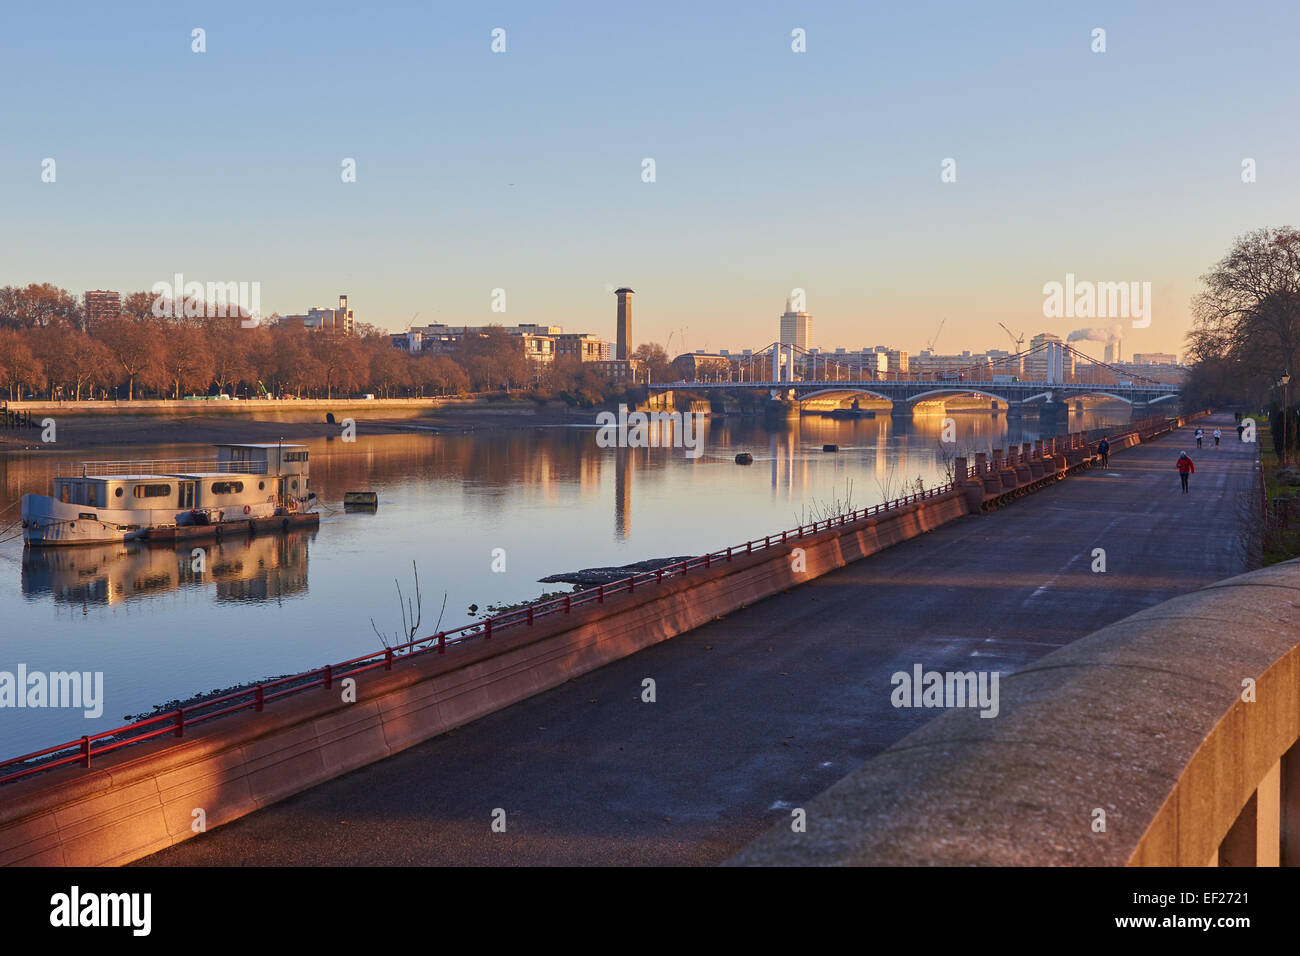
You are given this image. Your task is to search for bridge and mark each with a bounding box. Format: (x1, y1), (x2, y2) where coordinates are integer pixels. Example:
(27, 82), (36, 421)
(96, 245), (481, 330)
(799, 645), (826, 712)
(649, 378), (1180, 413)
(652, 339), (1182, 415)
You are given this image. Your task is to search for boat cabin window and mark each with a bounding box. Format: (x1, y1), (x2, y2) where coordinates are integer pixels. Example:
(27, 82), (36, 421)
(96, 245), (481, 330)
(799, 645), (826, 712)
(133, 484), (172, 499)
(60, 485), (69, 503)
(284, 451), (308, 463)
(115, 487), (123, 497)
(211, 481), (245, 494)
(87, 486), (97, 505)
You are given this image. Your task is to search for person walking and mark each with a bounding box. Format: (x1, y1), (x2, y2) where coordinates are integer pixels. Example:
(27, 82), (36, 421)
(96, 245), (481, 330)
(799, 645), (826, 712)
(1213, 428), (1221, 447)
(1195, 428), (1203, 449)
(1237, 421), (1246, 441)
(1098, 437), (1110, 468)
(1177, 451), (1195, 493)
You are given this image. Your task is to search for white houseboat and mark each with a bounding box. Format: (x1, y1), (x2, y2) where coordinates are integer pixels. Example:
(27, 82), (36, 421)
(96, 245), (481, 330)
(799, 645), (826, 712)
(21, 444), (317, 547)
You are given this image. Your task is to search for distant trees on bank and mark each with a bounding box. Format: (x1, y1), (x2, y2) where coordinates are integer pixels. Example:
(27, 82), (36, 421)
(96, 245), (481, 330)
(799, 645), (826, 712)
(0, 283), (642, 405)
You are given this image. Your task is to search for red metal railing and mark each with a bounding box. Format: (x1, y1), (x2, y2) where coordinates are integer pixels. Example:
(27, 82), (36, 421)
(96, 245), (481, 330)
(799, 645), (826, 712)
(0, 415), (1190, 786)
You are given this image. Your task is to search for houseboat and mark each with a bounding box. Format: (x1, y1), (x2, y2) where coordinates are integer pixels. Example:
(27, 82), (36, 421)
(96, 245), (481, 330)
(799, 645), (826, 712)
(21, 444), (317, 547)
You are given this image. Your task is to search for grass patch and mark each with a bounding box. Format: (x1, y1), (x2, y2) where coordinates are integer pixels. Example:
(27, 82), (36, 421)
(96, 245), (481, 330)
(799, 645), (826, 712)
(1259, 421), (1300, 564)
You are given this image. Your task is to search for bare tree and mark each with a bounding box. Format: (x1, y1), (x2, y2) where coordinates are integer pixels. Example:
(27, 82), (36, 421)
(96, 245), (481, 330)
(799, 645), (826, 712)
(371, 562), (447, 653)
(1189, 226), (1300, 398)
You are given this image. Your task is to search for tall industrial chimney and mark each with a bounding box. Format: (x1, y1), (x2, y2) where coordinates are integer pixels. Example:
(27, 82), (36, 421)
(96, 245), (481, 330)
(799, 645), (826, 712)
(614, 288), (634, 361)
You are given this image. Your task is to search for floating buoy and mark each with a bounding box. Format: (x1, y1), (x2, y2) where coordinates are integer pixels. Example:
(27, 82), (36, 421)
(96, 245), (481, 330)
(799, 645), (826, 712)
(823, 444), (838, 452)
(735, 453), (753, 465)
(344, 491), (379, 509)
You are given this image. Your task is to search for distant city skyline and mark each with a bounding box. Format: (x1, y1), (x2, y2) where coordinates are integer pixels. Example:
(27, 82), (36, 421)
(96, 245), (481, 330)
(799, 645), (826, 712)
(4, 2), (1296, 359)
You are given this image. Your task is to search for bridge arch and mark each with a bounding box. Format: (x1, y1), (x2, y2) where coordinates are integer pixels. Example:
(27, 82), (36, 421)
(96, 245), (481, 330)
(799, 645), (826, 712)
(798, 388), (896, 405)
(901, 387), (1016, 407)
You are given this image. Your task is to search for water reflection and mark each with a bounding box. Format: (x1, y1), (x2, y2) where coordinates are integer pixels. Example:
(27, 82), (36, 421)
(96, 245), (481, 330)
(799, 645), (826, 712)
(21, 532), (313, 606)
(0, 403), (1141, 756)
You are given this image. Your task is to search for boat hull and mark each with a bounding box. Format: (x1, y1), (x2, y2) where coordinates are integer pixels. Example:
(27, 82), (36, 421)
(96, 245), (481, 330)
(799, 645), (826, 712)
(20, 495), (290, 547)
(21, 495), (145, 546)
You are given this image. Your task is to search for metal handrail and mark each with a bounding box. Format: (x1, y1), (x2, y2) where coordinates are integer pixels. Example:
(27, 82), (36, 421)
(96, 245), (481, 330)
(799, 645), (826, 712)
(58, 459), (270, 477)
(0, 414), (1190, 786)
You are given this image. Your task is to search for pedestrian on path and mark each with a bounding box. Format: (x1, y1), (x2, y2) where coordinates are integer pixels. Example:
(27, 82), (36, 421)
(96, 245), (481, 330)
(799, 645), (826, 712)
(1098, 437), (1110, 467)
(1238, 422), (1246, 441)
(1177, 451), (1195, 493)
(1195, 428), (1203, 449)
(1213, 428), (1221, 447)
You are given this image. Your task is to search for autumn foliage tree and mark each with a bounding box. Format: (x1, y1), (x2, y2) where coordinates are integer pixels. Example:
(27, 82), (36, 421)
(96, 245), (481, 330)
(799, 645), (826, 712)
(0, 283), (628, 404)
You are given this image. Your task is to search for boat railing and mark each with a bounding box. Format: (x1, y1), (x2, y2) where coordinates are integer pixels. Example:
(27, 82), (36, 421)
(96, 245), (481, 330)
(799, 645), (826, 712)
(57, 459), (270, 477)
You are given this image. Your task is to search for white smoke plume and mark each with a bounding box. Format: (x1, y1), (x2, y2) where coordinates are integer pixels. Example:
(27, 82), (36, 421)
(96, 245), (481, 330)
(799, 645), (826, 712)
(1067, 324), (1124, 344)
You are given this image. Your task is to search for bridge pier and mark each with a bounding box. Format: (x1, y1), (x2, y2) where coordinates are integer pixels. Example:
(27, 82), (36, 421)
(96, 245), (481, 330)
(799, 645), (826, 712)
(1039, 401), (1064, 434)
(764, 398), (801, 422)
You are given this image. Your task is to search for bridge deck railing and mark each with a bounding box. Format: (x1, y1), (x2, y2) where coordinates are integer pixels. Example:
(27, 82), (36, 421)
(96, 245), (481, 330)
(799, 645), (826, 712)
(0, 413), (1192, 786)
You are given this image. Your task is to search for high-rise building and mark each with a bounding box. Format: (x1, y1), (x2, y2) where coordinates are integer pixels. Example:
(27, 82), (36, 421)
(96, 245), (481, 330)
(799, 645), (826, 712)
(83, 290), (120, 331)
(780, 298), (812, 351)
(1027, 332), (1075, 382)
(615, 288), (634, 360)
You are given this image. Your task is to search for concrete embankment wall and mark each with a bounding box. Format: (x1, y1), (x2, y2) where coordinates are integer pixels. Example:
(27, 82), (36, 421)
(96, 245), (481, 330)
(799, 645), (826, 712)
(728, 559), (1300, 867)
(0, 412), (1204, 866)
(0, 492), (970, 866)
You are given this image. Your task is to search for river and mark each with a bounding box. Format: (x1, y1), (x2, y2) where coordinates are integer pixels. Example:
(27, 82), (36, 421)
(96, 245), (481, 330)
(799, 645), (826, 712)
(0, 406), (1132, 758)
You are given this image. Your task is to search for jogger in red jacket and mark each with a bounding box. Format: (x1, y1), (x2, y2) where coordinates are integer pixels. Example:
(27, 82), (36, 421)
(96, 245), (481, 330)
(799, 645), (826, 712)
(1177, 451), (1195, 493)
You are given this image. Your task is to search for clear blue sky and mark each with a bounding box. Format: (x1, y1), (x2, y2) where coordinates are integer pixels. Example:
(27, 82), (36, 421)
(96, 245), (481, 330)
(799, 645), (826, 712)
(2, 0), (1296, 358)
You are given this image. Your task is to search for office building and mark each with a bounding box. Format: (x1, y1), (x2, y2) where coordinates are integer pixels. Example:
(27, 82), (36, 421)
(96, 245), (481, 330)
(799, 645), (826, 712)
(780, 298), (812, 351)
(283, 294), (354, 334)
(556, 333), (610, 362)
(1132, 352), (1177, 365)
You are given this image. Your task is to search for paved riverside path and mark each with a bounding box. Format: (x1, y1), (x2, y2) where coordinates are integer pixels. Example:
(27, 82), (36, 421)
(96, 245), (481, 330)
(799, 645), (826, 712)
(144, 414), (1257, 866)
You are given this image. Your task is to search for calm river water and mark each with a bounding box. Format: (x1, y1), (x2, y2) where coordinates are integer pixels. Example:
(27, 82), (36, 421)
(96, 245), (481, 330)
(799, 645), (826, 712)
(0, 407), (1130, 757)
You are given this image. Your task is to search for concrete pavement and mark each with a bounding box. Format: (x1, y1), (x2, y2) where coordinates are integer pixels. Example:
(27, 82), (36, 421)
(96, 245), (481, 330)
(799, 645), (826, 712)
(142, 414), (1258, 866)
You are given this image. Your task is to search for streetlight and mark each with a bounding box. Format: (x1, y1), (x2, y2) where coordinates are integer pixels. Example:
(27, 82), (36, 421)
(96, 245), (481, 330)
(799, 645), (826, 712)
(1283, 373), (1292, 465)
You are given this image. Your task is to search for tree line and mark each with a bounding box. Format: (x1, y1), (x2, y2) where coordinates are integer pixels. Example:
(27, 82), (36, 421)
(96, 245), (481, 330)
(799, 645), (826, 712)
(1184, 226), (1300, 420)
(0, 284), (673, 405)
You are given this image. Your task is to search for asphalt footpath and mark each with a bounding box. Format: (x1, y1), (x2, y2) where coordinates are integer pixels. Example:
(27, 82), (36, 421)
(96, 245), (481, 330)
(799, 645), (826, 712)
(142, 413), (1258, 866)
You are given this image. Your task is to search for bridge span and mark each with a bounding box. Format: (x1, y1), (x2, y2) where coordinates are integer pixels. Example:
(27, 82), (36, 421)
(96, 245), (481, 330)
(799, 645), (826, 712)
(139, 413), (1249, 867)
(650, 378), (1180, 415)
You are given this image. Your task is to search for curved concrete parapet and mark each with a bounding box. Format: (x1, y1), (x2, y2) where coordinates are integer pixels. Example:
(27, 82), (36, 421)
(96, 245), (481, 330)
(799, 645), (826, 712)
(729, 559), (1300, 866)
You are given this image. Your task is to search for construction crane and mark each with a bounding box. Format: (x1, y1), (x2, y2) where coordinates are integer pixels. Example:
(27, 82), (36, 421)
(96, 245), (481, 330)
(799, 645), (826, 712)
(926, 318), (946, 353)
(998, 322), (1025, 353)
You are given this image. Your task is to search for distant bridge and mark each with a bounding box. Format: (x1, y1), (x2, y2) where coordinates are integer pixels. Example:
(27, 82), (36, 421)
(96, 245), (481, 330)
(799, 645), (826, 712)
(649, 379), (1181, 412)
(654, 338), (1181, 413)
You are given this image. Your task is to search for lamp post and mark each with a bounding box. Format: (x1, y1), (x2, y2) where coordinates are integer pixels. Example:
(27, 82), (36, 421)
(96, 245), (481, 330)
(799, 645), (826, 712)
(1283, 373), (1292, 465)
